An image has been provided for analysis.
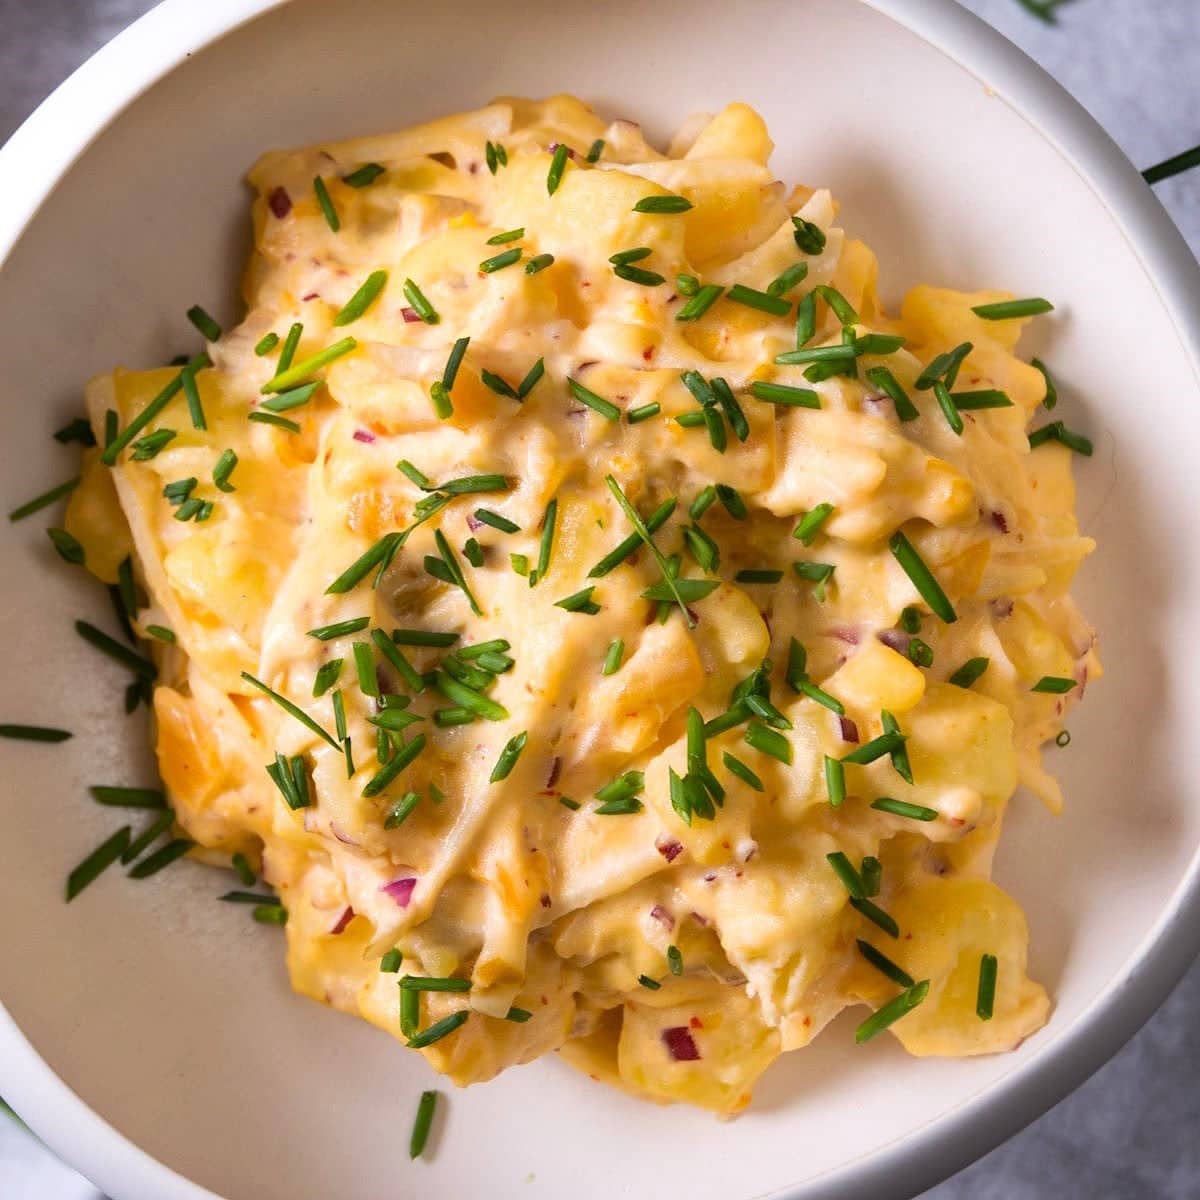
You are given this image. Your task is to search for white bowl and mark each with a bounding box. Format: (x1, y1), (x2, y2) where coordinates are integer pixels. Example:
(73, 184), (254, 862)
(2, 2), (1198, 1197)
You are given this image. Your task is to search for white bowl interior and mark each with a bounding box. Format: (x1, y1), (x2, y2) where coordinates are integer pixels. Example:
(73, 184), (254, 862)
(1, 1), (1198, 1198)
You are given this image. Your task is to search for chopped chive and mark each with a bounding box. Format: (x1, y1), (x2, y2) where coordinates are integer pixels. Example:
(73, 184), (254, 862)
(129, 428), (176, 460)
(66, 826), (131, 900)
(715, 485), (746, 520)
(825, 755), (846, 807)
(792, 216), (827, 255)
(872, 796), (938, 821)
(510, 553), (529, 577)
(558, 796), (581, 811)
(900, 607), (921, 635)
(707, 377), (748, 442)
(211, 449), (238, 493)
(525, 253), (555, 276)
(432, 529), (482, 615)
(394, 629), (460, 649)
(276, 322), (303, 374)
(409, 1090), (437, 1159)
(727, 283), (790, 317)
(434, 707), (475, 727)
(555, 586), (600, 614)
(794, 291), (817, 347)
(744, 720), (791, 764)
(384, 791), (421, 829)
(480, 369), (519, 400)
(744, 692), (791, 730)
(767, 260), (810, 298)
(972, 298), (1054, 320)
(487, 227), (524, 245)
(262, 339), (357, 395)
(952, 389), (1012, 410)
(633, 194), (692, 214)
(531, 497), (558, 588)
(602, 639), (625, 676)
(406, 1009), (469, 1049)
(75, 620), (156, 679)
(517, 357), (545, 399)
(794, 560), (835, 587)
(976, 953), (998, 1020)
(689, 486), (717, 521)
(721, 751), (763, 791)
(344, 162), (386, 188)
(861, 856), (882, 897)
(127, 837), (193, 879)
(588, 495), (675, 577)
(585, 138), (605, 163)
(428, 380), (453, 419)
(856, 980), (930, 1044)
(567, 377), (621, 421)
(484, 141), (505, 175)
(220, 891), (280, 905)
(610, 247), (652, 266)
(627, 402), (660, 424)
(684, 525), (720, 573)
(676, 274), (700, 297)
(785, 637), (808, 690)
(313, 659), (343, 696)
(399, 986), (419, 1038)
(637, 974), (660, 991)
(865, 366), (919, 421)
(248, 412), (300, 433)
(252, 903), (287, 925)
(433, 672), (509, 721)
(231, 852), (256, 885)
(857, 940), (915, 989)
(89, 786), (165, 809)
(463, 538), (484, 568)
(333, 269), (388, 326)
(185, 305), (221, 342)
(675, 284), (723, 322)
(640, 576), (718, 603)
(353, 641), (380, 697)
(547, 144), (571, 195)
(933, 381), (963, 435)
(8, 476), (80, 521)
(362, 733), (428, 797)
(381, 949), (403, 972)
(879, 710), (913, 785)
(1028, 357), (1058, 410)
(774, 344), (857, 365)
(856, 333), (907, 356)
(437, 337), (470, 395)
(948, 657), (989, 689)
(369, 709), (424, 735)
(749, 381), (820, 409)
(595, 771), (644, 806)
(47, 528), (85, 565)
(810, 284), (855, 325)
(889, 531), (957, 623)
(474, 508), (520, 534)
(908, 638), (934, 668)
(663, 946), (682, 977)
(54, 417), (96, 446)
(614, 263), (665, 287)
(307, 617), (370, 641)
(266, 752), (311, 810)
(332, 691), (348, 741)
(0, 723), (71, 742)
(595, 793), (643, 816)
(490, 731), (528, 782)
(675, 411), (705, 428)
(241, 671), (339, 748)
(326, 532), (404, 594)
(841, 731), (905, 766)
(1056, 729), (1072, 747)
(400, 279), (439, 325)
(1032, 675), (1077, 694)
(827, 851), (866, 898)
(850, 897), (900, 938)
(121, 808), (175, 865)
(1028, 420), (1093, 456)
(735, 568), (783, 584)
(794, 503), (835, 545)
(480, 247), (522, 273)
(313, 176), (339, 231)
(915, 342), (972, 391)
(100, 351), (209, 464)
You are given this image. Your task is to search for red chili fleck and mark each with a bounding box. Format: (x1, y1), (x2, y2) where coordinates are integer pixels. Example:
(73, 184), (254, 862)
(655, 836), (684, 863)
(689, 1016), (704, 1028)
(662, 1026), (701, 1061)
(267, 186), (292, 218)
(353, 429), (376, 444)
(839, 716), (860, 743)
(302, 291), (320, 302)
(991, 510), (1009, 534)
(330, 906), (354, 935)
(642, 346), (656, 361)
(540, 893), (552, 909)
(401, 307), (421, 323)
(649, 904), (674, 930)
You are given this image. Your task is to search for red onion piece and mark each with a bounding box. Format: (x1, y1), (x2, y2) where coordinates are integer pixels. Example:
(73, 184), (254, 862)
(330, 821), (360, 846)
(547, 143), (577, 159)
(401, 307), (421, 323)
(353, 429), (376, 444)
(381, 877), (417, 907)
(302, 291), (320, 302)
(829, 625), (861, 645)
(662, 1026), (701, 1061)
(838, 716), (860, 743)
(878, 629), (910, 655)
(267, 186), (292, 218)
(655, 837), (683, 863)
(991, 598), (1014, 619)
(649, 904), (675, 930)
(330, 906), (355, 935)
(466, 513), (482, 532)
(545, 756), (562, 788)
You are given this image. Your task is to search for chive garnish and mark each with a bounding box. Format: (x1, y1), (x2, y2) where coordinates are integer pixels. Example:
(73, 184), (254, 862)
(614, 263), (665, 287)
(684, 525), (720, 573)
(801, 680), (844, 714)
(8, 476), (80, 522)
(588, 496), (675, 577)
(312, 659), (343, 697)
(908, 638), (934, 668)
(972, 297), (1054, 320)
(344, 162), (385, 187)
(545, 144), (571, 195)
(1056, 729), (1072, 748)
(395, 629), (460, 649)
(185, 305), (221, 342)
(432, 529), (482, 614)
(313, 176), (339, 231)
(792, 216), (826, 255)
(474, 508), (520, 534)
(1031, 358), (1057, 410)
(127, 837), (193, 879)
(0, 723), (72, 742)
(253, 904), (288, 925)
(610, 247), (652, 266)
(353, 640), (380, 697)
(748, 381), (820, 409)
(488, 227), (525, 245)
(744, 720), (791, 764)
(633, 194), (692, 214)
(480, 369), (519, 400)
(775, 344), (857, 366)
(637, 975), (661, 991)
(433, 672), (509, 721)
(1028, 420), (1093, 456)
(689, 486), (716, 521)
(439, 337), (468, 394)
(976, 953), (998, 1020)
(811, 285), (856, 325)
(66, 826), (131, 900)
(879, 710), (913, 784)
(241, 671), (339, 748)
(514, 357), (545, 400)
(47, 528), (85, 565)
(332, 690), (348, 742)
(54, 417), (96, 446)
(856, 980), (930, 1044)
(865, 366), (919, 421)
(555, 586), (600, 614)
(220, 891), (280, 905)
(326, 531), (404, 594)
(558, 796), (581, 812)
(676, 284), (723, 322)
(872, 796), (938, 821)
(827, 851), (866, 898)
(861, 856), (882, 897)
(307, 617), (370, 641)
(727, 283), (790, 317)
(400, 279), (438, 325)
(677, 274), (700, 297)
(262, 338), (357, 394)
(485, 141), (506, 175)
(767, 260), (810, 298)
(101, 352), (209, 464)
(857, 940), (915, 988)
(480, 248), (522, 274)
(640, 577), (718, 603)
(841, 731), (905, 766)
(794, 561), (835, 600)
(889, 531), (957, 623)
(716, 485), (746, 519)
(567, 377), (621, 421)
(707, 377), (748, 442)
(585, 138), (605, 163)
(248, 412), (301, 433)
(381, 949), (403, 973)
(850, 897), (900, 938)
(490, 731), (528, 782)
(627, 402), (661, 424)
(121, 808), (175, 865)
(369, 709), (424, 735)
(948, 657), (989, 688)
(75, 620), (156, 679)
(406, 1009), (469, 1049)
(399, 987), (419, 1037)
(510, 553), (529, 577)
(1032, 675), (1077, 694)
(529, 497), (557, 588)
(265, 752), (311, 810)
(333, 269), (388, 326)
(721, 751), (763, 791)
(794, 291), (817, 347)
(434, 707), (474, 727)
(362, 733), (428, 797)
(794, 503), (835, 545)
(525, 253), (555, 276)
(915, 342), (972, 391)
(856, 334), (906, 356)
(384, 791), (420, 829)
(675, 412), (705, 429)
(277, 322), (303, 373)
(933, 381), (963, 435)
(735, 569), (783, 584)
(463, 538), (484, 567)
(410, 1091), (437, 1160)
(595, 640), (624, 679)
(89, 786), (165, 809)
(231, 852), (256, 885)
(820, 754), (844, 807)
(210, 449), (238, 494)
(595, 793), (643, 816)
(952, 389), (1012, 410)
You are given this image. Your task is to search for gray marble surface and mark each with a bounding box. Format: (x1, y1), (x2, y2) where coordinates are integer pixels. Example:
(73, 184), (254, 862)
(0, 2), (1196, 1197)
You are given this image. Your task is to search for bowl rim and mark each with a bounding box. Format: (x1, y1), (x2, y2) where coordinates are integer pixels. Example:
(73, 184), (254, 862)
(1, 1), (1198, 1198)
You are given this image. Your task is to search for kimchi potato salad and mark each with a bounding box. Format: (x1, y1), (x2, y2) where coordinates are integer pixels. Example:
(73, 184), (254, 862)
(50, 95), (1098, 1114)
